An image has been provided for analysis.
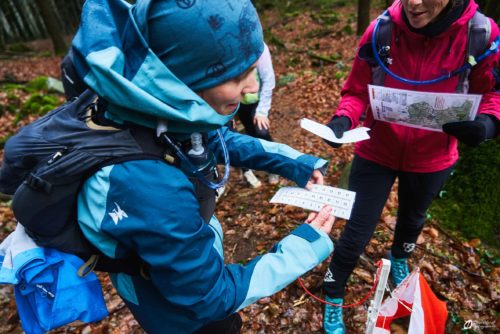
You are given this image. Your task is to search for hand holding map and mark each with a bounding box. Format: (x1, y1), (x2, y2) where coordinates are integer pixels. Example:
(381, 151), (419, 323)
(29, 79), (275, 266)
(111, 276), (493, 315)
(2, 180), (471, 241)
(368, 85), (481, 132)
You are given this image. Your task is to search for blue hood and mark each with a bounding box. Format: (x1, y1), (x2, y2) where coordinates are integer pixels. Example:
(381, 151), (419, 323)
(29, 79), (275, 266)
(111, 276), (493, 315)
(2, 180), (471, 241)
(71, 0), (264, 133)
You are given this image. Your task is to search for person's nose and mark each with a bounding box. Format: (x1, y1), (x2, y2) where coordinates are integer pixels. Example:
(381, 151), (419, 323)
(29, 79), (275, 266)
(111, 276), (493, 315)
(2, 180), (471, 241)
(407, 0), (423, 7)
(242, 71), (259, 95)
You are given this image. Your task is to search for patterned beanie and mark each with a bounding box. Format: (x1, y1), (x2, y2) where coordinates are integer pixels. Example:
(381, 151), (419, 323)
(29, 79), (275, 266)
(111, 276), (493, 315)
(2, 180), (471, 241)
(134, 0), (264, 91)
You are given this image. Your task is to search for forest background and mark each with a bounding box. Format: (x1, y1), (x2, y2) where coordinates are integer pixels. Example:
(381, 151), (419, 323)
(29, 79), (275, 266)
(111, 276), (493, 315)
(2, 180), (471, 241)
(0, 0), (498, 333)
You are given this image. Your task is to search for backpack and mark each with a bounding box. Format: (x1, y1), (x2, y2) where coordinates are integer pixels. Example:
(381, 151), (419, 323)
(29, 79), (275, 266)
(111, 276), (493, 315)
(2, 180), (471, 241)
(0, 90), (172, 274)
(372, 10), (493, 93)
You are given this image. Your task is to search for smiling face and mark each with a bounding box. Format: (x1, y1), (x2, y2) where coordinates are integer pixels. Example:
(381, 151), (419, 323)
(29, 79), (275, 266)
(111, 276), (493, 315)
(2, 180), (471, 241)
(401, 0), (451, 28)
(197, 63), (259, 115)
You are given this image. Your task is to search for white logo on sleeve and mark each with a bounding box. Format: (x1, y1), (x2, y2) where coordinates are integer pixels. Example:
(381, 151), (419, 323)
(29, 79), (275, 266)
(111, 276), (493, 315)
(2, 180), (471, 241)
(324, 268), (336, 283)
(108, 202), (128, 225)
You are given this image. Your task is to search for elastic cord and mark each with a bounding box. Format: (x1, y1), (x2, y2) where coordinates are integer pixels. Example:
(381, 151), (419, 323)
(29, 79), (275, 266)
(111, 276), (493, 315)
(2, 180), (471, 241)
(297, 260), (383, 308)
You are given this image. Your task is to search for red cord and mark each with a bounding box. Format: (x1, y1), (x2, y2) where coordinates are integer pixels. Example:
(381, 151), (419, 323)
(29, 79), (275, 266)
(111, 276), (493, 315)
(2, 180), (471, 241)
(297, 260), (383, 308)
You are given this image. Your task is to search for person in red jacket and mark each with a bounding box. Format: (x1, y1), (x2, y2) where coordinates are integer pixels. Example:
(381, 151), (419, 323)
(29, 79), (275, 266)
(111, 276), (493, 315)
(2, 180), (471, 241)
(322, 0), (500, 332)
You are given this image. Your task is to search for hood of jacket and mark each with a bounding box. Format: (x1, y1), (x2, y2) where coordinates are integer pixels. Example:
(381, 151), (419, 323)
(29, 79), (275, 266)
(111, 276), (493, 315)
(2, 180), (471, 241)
(71, 0), (264, 133)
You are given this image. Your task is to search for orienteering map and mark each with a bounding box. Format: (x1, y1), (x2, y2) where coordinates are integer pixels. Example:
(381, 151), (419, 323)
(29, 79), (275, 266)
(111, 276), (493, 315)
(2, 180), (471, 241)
(368, 85), (481, 132)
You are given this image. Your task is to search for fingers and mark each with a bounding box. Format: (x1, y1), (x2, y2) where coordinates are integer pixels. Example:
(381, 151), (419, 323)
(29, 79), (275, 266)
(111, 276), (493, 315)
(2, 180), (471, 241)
(306, 211), (317, 223)
(323, 138), (343, 149)
(305, 170), (324, 189)
(314, 205), (332, 224)
(308, 205), (335, 234)
(254, 116), (270, 130)
(312, 170), (324, 185)
(322, 214), (335, 234)
(332, 126), (344, 139)
(262, 119), (270, 129)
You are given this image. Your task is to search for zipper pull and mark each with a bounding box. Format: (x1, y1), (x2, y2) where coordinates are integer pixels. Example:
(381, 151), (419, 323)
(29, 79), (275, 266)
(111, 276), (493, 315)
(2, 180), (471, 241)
(47, 147), (68, 165)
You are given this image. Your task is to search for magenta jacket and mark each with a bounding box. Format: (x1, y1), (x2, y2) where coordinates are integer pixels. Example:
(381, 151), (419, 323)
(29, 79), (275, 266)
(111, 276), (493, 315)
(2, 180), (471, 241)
(335, 0), (500, 172)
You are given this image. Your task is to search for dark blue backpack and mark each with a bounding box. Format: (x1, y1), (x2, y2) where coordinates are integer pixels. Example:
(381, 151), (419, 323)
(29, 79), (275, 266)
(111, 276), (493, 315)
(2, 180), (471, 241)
(0, 90), (167, 274)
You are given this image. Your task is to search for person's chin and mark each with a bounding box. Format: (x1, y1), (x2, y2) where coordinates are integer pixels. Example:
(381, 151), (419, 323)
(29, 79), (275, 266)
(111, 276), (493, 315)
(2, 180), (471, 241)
(226, 103), (239, 112)
(409, 19), (429, 28)
(406, 11), (429, 28)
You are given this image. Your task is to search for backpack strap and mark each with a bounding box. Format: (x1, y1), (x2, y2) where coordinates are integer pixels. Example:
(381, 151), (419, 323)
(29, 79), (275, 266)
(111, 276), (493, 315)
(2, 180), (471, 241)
(371, 11), (393, 86)
(456, 10), (492, 93)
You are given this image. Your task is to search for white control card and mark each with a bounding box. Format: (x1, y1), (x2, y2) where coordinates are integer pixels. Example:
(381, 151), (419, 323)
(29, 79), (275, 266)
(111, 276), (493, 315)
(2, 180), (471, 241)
(270, 185), (356, 220)
(300, 118), (370, 143)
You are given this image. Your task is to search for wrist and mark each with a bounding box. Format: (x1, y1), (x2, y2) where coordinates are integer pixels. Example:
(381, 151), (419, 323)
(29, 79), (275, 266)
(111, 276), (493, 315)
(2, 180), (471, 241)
(476, 114), (500, 139)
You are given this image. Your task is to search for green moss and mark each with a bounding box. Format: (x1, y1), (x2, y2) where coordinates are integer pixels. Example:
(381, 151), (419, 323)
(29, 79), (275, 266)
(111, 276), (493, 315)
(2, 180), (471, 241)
(429, 140), (500, 248)
(7, 92), (60, 126)
(7, 43), (32, 53)
(277, 73), (296, 86)
(26, 76), (48, 91)
(21, 93), (58, 116)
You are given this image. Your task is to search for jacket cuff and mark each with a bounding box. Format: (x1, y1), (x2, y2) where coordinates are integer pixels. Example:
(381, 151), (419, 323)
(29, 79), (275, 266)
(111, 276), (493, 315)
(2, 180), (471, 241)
(314, 158), (329, 175)
(291, 224), (334, 262)
(477, 113), (500, 139)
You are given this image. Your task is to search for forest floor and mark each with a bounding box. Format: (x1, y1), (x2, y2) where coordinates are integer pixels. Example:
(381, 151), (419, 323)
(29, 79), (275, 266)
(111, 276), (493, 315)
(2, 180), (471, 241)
(0, 3), (498, 334)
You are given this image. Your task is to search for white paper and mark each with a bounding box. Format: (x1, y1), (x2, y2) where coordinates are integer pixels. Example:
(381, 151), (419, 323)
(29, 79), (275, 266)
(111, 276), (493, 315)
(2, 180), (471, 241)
(270, 185), (356, 220)
(368, 85), (481, 132)
(300, 118), (370, 143)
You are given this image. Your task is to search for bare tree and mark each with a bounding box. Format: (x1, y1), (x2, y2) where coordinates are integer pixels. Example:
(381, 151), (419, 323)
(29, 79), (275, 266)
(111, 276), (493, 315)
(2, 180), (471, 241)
(357, 0), (371, 36)
(0, 18), (4, 51)
(34, 0), (66, 54)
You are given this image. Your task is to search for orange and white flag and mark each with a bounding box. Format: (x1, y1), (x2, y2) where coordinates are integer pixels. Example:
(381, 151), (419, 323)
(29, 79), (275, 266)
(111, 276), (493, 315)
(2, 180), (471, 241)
(374, 270), (448, 334)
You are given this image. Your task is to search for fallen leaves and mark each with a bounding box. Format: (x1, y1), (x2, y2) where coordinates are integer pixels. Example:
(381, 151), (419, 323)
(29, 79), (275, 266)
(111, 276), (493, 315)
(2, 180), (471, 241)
(0, 4), (498, 334)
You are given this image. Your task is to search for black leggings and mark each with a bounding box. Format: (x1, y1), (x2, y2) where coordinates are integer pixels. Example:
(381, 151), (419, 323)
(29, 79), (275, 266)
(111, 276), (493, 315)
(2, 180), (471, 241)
(323, 155), (453, 298)
(235, 103), (273, 173)
(237, 103), (273, 141)
(194, 313), (242, 334)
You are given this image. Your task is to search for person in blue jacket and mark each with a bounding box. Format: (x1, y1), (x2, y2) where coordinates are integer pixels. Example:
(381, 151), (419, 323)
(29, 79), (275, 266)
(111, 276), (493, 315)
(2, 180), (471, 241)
(71, 1), (335, 333)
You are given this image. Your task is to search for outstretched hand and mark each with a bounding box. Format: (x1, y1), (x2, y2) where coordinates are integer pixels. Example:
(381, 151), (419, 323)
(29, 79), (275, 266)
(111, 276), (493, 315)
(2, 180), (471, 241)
(324, 116), (351, 148)
(305, 169), (324, 190)
(306, 205), (335, 234)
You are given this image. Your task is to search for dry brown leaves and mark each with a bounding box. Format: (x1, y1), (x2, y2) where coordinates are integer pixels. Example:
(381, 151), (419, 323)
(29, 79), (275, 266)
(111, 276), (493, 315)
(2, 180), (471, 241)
(0, 5), (498, 334)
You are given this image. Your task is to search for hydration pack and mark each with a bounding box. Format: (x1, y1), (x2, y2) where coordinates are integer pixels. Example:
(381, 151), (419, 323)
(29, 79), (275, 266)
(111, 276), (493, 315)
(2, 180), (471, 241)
(371, 10), (492, 92)
(0, 90), (215, 275)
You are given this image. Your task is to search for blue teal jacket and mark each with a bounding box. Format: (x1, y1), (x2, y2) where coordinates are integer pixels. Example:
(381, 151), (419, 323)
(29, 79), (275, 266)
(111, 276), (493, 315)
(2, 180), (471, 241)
(77, 127), (333, 333)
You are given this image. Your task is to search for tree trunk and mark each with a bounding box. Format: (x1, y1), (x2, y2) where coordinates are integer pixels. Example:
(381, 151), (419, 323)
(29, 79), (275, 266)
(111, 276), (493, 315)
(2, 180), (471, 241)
(6, 0), (26, 41)
(21, 0), (42, 39)
(0, 3), (12, 46)
(0, 16), (5, 51)
(68, 0), (82, 32)
(29, 0), (48, 37)
(357, 0), (371, 36)
(13, 0), (36, 40)
(35, 0), (66, 54)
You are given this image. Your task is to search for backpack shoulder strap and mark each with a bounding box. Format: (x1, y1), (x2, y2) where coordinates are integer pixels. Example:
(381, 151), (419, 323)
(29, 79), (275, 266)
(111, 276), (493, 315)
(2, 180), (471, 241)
(456, 10), (492, 93)
(372, 11), (393, 86)
(467, 11), (491, 60)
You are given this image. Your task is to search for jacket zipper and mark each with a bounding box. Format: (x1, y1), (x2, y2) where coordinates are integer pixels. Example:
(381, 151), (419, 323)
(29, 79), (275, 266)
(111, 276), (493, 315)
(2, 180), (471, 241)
(401, 37), (429, 169)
